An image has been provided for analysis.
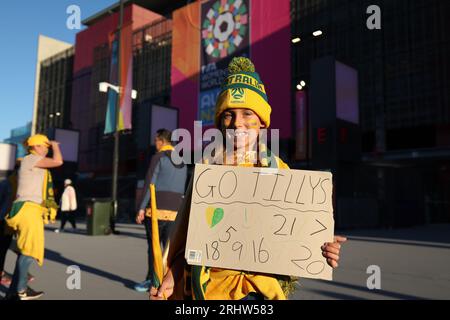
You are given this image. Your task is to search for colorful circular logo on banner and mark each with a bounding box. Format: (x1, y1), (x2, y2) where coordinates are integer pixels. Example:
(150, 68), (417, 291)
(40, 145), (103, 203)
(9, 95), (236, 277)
(202, 0), (249, 58)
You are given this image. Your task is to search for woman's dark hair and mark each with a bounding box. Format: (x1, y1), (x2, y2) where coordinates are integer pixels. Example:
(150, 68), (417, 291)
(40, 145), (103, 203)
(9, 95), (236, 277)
(156, 129), (172, 143)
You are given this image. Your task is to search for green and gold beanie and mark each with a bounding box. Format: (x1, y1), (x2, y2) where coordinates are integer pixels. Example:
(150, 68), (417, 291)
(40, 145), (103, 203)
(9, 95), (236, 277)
(214, 57), (272, 128)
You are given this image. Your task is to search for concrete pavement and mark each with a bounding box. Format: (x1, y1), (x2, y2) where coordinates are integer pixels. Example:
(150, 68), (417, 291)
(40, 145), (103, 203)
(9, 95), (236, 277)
(1, 222), (449, 300)
(1, 223), (150, 300)
(294, 224), (450, 300)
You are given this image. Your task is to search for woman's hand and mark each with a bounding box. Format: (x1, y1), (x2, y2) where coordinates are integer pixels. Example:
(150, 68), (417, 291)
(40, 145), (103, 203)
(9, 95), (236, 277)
(135, 209), (145, 224)
(322, 235), (347, 268)
(149, 269), (175, 300)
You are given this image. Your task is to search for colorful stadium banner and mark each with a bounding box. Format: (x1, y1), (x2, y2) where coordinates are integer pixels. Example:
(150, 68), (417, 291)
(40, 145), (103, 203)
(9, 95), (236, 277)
(171, 2), (201, 134)
(250, 0), (291, 138)
(199, 0), (250, 126)
(104, 36), (118, 134)
(104, 23), (133, 134)
(170, 0), (291, 140)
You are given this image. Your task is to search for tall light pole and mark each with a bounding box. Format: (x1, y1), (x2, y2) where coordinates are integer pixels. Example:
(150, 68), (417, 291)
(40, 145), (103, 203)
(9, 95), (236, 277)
(99, 0), (136, 234)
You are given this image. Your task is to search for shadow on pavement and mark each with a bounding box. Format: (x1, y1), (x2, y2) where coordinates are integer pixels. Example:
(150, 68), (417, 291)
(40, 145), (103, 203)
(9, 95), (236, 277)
(44, 225), (147, 240)
(307, 280), (429, 300)
(115, 224), (147, 231)
(44, 249), (137, 290)
(340, 224), (450, 247)
(299, 289), (369, 300)
(346, 236), (450, 249)
(112, 231), (147, 240)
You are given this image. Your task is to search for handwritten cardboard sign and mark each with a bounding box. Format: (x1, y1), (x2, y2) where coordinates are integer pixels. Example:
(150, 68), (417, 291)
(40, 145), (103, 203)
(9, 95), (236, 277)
(185, 164), (335, 280)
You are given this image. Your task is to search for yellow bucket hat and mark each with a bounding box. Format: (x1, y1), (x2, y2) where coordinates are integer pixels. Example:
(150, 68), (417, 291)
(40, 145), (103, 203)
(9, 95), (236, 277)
(27, 134), (50, 147)
(214, 57), (272, 128)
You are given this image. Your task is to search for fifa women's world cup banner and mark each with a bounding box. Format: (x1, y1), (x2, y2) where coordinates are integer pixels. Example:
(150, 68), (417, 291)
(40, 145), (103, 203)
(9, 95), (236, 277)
(199, 0), (250, 126)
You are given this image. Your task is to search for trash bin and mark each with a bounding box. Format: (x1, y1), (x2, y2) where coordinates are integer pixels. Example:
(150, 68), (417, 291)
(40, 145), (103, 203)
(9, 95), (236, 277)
(86, 198), (112, 236)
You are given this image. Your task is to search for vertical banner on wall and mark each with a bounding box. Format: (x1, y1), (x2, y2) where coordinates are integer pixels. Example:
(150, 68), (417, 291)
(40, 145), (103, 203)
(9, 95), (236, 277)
(250, 0), (291, 139)
(171, 2), (201, 134)
(199, 0), (251, 126)
(295, 90), (308, 161)
(171, 0), (291, 141)
(119, 23), (133, 131)
(104, 23), (133, 134)
(104, 36), (119, 134)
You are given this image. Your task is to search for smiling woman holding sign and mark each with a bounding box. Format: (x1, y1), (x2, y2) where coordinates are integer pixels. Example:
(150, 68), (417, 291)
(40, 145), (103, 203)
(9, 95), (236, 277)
(150, 57), (347, 300)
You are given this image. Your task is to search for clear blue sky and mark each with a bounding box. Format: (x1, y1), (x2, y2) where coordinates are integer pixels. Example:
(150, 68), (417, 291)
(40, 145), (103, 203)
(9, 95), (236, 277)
(0, 0), (118, 141)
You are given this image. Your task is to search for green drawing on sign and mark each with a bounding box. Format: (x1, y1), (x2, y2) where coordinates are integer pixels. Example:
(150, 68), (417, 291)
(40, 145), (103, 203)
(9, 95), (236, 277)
(211, 208), (224, 228)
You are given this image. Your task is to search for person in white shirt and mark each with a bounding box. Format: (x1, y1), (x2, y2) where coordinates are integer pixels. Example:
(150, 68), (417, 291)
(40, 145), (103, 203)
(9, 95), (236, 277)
(55, 179), (77, 233)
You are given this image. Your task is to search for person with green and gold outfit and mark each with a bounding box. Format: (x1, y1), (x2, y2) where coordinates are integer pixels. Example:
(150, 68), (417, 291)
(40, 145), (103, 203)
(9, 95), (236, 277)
(4, 134), (63, 300)
(150, 57), (347, 300)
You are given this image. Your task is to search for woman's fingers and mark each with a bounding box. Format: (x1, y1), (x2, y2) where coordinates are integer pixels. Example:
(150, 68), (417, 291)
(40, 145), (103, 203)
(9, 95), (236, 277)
(322, 251), (339, 261)
(327, 258), (338, 268)
(319, 236), (346, 269)
(149, 287), (163, 300)
(334, 235), (348, 243)
(322, 245), (340, 255)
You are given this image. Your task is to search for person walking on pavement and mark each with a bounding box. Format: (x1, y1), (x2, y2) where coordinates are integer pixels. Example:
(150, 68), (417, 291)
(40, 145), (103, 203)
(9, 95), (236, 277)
(3, 134), (63, 300)
(1, 160), (36, 288)
(133, 129), (187, 293)
(54, 179), (77, 233)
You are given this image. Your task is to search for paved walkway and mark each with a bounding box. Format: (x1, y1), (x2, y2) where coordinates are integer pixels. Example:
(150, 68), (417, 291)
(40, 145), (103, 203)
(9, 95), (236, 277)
(1, 223), (449, 300)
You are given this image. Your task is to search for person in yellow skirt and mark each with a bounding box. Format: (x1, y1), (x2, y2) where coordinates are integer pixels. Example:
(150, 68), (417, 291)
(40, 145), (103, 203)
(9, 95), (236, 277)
(150, 57), (347, 300)
(3, 134), (63, 300)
